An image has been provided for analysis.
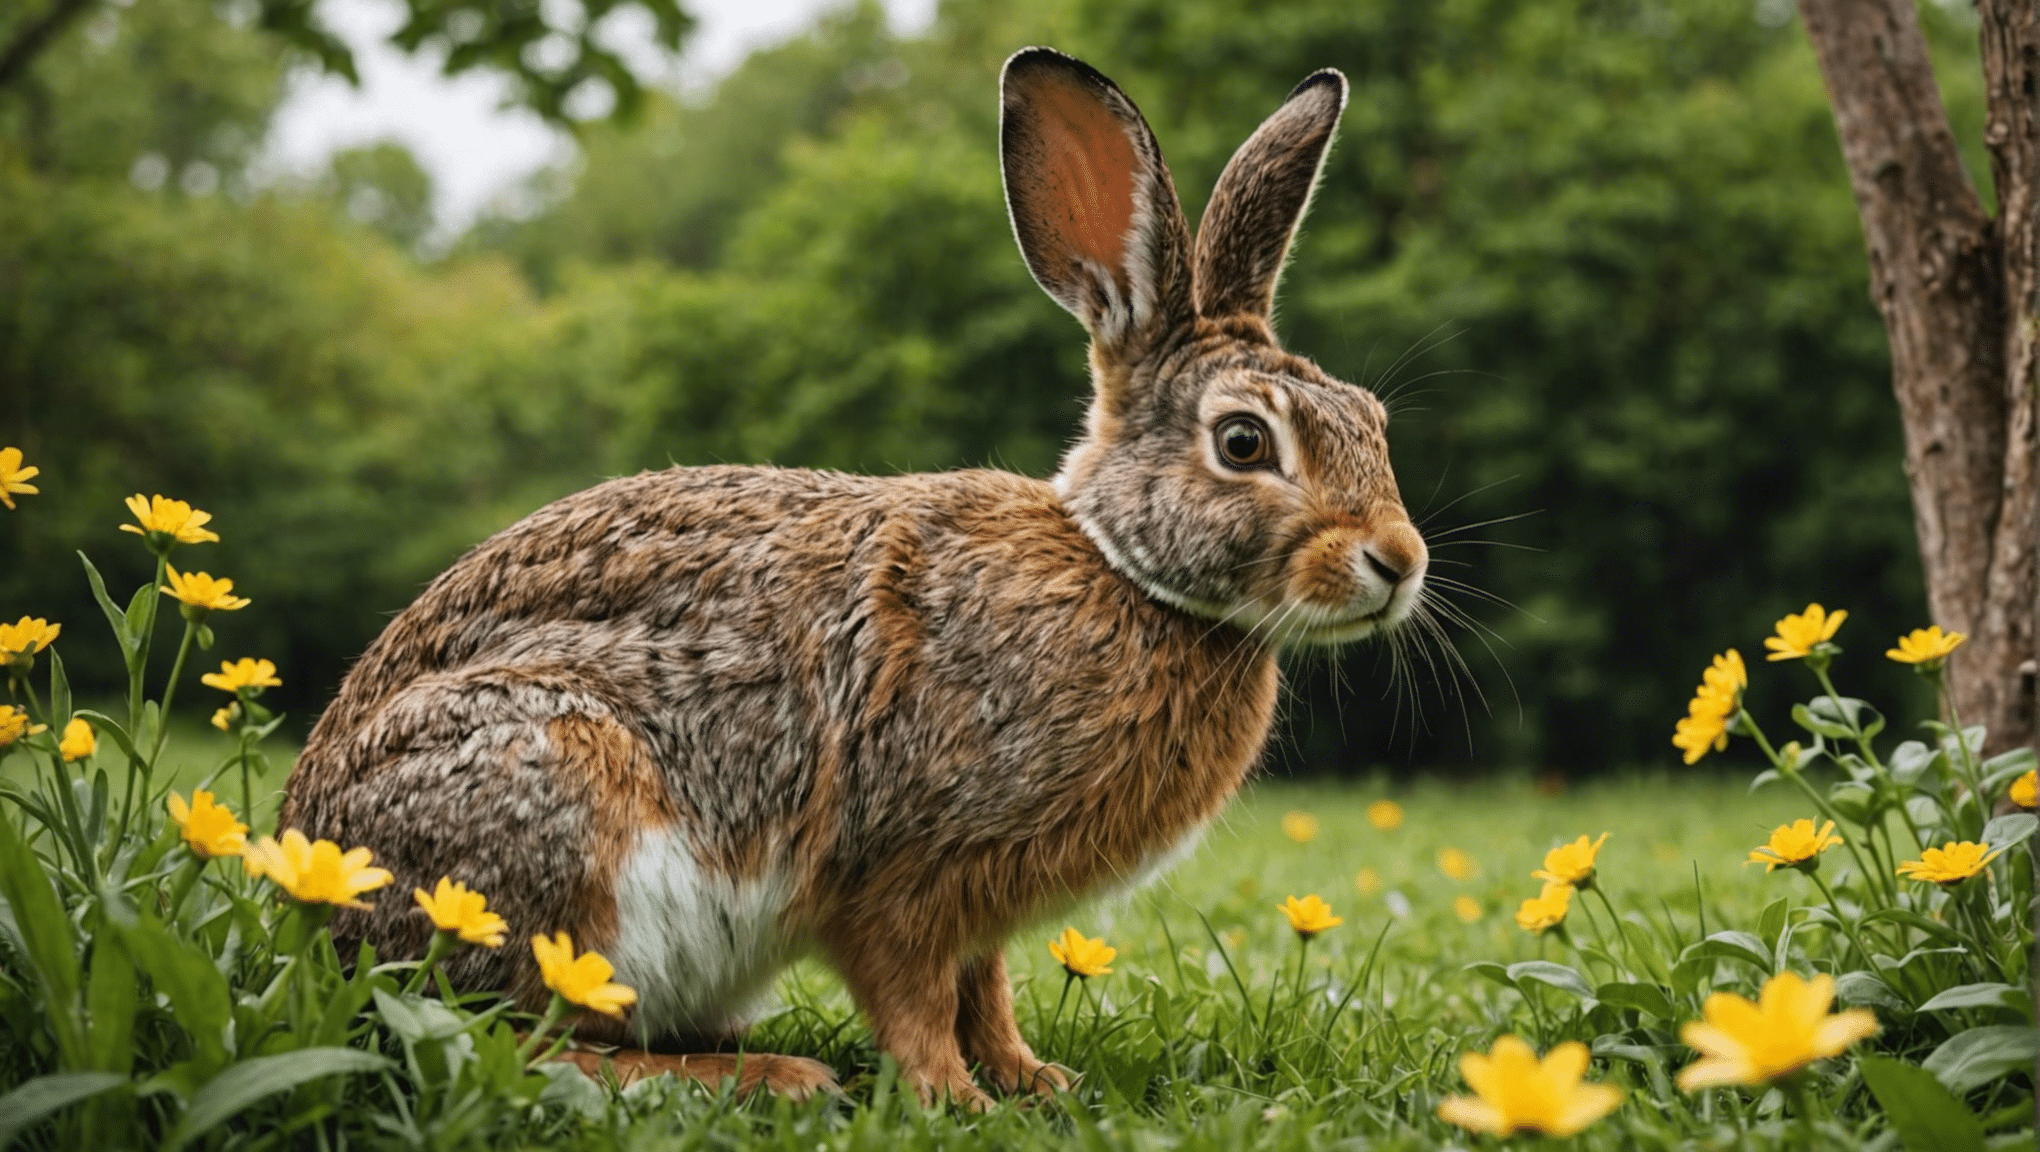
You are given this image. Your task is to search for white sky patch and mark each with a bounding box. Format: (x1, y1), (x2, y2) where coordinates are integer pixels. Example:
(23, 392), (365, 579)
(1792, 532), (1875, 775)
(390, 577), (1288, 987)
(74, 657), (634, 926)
(258, 0), (935, 241)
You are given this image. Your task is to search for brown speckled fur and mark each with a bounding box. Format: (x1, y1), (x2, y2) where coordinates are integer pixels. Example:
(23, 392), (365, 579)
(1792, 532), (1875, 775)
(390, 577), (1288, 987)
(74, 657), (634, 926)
(281, 48), (1428, 1108)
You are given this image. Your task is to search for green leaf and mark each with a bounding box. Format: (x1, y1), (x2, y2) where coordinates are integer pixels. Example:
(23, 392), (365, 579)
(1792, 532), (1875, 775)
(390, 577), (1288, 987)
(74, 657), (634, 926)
(1863, 907), (1966, 946)
(1979, 747), (2036, 794)
(1595, 980), (1674, 1019)
(1505, 960), (1595, 1001)
(109, 916), (233, 1073)
(0, 1071), (127, 1150)
(1835, 970), (1911, 1014)
(1858, 1054), (1985, 1152)
(73, 711), (143, 775)
(1891, 740), (1944, 785)
(1463, 961), (1515, 992)
(1979, 813), (2037, 851)
(1828, 781), (1877, 824)
(1793, 701), (1854, 739)
(1617, 917), (1672, 985)
(85, 930), (137, 1075)
(1758, 896), (1789, 945)
(1921, 1025), (2040, 1096)
(122, 584), (156, 658)
(1807, 695), (1883, 739)
(48, 648), (71, 730)
(1916, 984), (2033, 1020)
(1747, 768), (1781, 793)
(1679, 930), (1772, 973)
(78, 553), (139, 656)
(162, 1048), (391, 1152)
(0, 809), (86, 1066)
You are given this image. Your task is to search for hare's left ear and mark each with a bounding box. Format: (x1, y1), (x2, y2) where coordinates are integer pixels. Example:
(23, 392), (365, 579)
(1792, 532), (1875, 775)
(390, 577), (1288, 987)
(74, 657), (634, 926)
(1192, 70), (1348, 322)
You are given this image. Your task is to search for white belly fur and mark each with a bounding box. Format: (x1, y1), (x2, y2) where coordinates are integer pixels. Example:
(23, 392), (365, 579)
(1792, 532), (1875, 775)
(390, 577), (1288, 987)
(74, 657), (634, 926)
(609, 827), (799, 1039)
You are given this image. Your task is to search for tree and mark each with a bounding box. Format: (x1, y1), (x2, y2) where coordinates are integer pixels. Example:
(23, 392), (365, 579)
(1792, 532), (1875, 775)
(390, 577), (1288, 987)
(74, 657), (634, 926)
(0, 0), (691, 124)
(1793, 0), (2037, 757)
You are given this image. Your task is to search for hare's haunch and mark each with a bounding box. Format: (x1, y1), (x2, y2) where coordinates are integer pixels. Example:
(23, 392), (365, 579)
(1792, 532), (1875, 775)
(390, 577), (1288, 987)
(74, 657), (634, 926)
(281, 48), (1428, 1109)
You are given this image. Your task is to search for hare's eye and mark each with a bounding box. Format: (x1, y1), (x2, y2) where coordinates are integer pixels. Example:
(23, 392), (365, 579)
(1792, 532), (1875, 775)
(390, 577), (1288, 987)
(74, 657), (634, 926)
(1215, 416), (1274, 470)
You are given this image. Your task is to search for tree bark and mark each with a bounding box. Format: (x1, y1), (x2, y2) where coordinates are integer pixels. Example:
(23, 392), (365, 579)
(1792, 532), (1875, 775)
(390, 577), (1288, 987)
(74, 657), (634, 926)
(1797, 0), (2037, 755)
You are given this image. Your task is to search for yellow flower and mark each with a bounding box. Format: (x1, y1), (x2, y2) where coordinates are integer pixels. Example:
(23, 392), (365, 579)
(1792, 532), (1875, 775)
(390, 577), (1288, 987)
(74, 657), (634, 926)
(1437, 1035), (1623, 1137)
(162, 568), (250, 614)
(0, 616), (60, 656)
(1672, 706), (1730, 766)
(1886, 625), (1965, 666)
(1277, 894), (1343, 938)
(1671, 650), (1744, 765)
(0, 447), (39, 510)
(414, 877), (508, 947)
(1746, 819), (1843, 873)
(532, 931), (638, 1018)
(242, 829), (393, 909)
(1764, 603), (1846, 662)
(211, 703), (240, 731)
(1453, 895), (1483, 923)
(1895, 840), (2005, 885)
(1438, 847), (1478, 880)
(57, 717), (94, 762)
(166, 790), (248, 859)
(1533, 832), (1610, 888)
(1279, 810), (1319, 843)
(0, 705), (47, 747)
(1047, 927), (1116, 977)
(1677, 971), (1880, 1090)
(2011, 769), (2037, 809)
(201, 657), (281, 695)
(1515, 881), (1573, 933)
(120, 493), (219, 546)
(1354, 867), (1381, 896)
(1366, 799), (1404, 830)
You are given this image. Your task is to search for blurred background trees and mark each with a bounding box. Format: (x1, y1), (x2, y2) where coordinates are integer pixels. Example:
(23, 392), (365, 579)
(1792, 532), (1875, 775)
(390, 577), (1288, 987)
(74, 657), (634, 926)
(0, 0), (1986, 774)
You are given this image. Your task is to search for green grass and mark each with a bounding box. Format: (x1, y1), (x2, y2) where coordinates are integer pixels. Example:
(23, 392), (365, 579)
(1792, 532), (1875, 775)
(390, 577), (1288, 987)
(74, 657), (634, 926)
(541, 772), (1914, 1151)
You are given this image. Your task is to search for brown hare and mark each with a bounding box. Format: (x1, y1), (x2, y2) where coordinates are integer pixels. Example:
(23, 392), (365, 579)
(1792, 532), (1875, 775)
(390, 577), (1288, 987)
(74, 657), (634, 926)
(280, 46), (1429, 1109)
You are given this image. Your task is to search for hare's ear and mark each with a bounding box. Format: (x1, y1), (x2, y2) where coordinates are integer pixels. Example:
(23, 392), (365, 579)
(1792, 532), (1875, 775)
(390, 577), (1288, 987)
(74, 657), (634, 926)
(1001, 48), (1194, 359)
(1192, 70), (1347, 322)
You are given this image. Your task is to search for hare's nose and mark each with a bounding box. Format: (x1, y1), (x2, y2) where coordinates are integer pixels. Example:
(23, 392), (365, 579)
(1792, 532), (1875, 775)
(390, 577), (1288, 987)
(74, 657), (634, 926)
(1364, 549), (1406, 586)
(1363, 523), (1426, 587)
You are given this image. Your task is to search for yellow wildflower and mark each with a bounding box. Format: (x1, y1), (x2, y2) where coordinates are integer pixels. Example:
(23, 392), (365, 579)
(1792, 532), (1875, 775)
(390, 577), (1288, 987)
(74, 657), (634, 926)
(57, 717), (94, 762)
(0, 617), (59, 656)
(1677, 971), (1879, 1090)
(1280, 810), (1319, 843)
(1533, 833), (1610, 888)
(1438, 847), (1478, 880)
(532, 931), (638, 1018)
(1764, 603), (1846, 662)
(1354, 867), (1381, 896)
(1366, 799), (1404, 830)
(1514, 881), (1573, 933)
(0, 705), (47, 747)
(201, 657), (281, 695)
(162, 568), (250, 614)
(120, 493), (219, 546)
(1746, 819), (1843, 873)
(1277, 894), (1343, 938)
(0, 447), (39, 510)
(414, 877), (508, 947)
(1886, 625), (1965, 667)
(211, 703), (241, 732)
(2011, 769), (2036, 809)
(1047, 927), (1116, 978)
(166, 790), (248, 859)
(1437, 1035), (1623, 1137)
(242, 829), (393, 909)
(1671, 650), (1744, 765)
(1453, 895), (1483, 923)
(1895, 840), (2005, 886)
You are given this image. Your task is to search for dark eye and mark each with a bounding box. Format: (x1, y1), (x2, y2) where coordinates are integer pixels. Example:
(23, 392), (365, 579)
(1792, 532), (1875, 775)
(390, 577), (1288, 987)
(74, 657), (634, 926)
(1215, 415), (1274, 469)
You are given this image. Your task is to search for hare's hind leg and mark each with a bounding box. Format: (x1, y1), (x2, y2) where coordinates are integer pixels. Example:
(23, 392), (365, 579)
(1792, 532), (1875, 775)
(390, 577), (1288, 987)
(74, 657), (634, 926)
(956, 951), (1068, 1095)
(557, 1046), (839, 1099)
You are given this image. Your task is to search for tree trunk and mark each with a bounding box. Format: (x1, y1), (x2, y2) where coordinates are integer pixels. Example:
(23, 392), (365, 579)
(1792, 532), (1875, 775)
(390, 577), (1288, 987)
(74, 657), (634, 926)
(1797, 0), (2038, 756)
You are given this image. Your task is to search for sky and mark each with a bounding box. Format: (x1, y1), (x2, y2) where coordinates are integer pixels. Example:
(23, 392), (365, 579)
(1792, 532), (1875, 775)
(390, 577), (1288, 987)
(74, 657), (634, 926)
(262, 0), (935, 237)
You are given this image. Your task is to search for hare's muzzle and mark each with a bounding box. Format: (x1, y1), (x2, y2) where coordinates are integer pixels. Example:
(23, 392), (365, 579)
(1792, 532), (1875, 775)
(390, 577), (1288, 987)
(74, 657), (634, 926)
(1283, 520), (1426, 642)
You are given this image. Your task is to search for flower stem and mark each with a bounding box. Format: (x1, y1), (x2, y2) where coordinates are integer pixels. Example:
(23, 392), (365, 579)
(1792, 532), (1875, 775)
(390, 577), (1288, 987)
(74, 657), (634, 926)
(148, 619), (197, 768)
(1748, 712), (1890, 902)
(1048, 971), (1074, 1059)
(517, 994), (572, 1065)
(404, 931), (459, 996)
(1804, 869), (1878, 973)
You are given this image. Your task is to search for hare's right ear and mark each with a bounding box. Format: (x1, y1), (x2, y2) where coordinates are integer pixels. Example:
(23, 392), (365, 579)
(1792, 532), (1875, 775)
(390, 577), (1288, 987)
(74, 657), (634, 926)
(1001, 48), (1194, 360)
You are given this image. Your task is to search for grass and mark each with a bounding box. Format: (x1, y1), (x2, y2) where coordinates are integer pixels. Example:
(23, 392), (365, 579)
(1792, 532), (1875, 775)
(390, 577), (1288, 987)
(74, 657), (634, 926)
(526, 772), (1864, 1151)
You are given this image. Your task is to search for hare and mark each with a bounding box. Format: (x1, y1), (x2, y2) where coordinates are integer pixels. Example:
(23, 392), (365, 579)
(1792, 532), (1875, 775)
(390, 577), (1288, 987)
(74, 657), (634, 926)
(279, 47), (1428, 1108)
